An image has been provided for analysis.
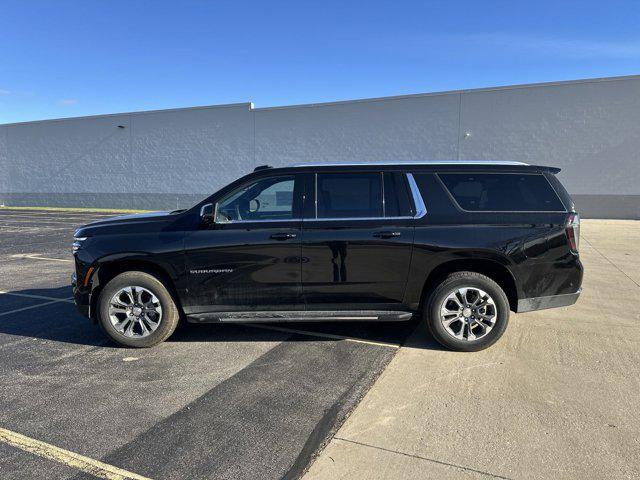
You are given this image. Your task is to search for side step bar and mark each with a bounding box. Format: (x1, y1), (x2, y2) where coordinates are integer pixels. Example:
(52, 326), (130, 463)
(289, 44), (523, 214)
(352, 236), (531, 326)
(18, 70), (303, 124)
(187, 310), (414, 323)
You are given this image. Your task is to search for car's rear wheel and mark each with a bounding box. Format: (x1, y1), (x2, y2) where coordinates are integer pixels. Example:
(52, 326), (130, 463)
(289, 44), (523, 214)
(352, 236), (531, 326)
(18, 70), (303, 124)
(424, 271), (509, 352)
(97, 271), (179, 348)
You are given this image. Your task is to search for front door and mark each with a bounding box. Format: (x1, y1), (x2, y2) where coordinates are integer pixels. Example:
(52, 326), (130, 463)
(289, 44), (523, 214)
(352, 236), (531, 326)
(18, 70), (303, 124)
(183, 174), (305, 314)
(301, 171), (415, 310)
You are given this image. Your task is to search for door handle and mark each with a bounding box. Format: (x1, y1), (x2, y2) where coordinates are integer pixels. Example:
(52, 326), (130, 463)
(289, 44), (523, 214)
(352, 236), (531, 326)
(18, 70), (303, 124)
(373, 231), (401, 239)
(270, 232), (298, 240)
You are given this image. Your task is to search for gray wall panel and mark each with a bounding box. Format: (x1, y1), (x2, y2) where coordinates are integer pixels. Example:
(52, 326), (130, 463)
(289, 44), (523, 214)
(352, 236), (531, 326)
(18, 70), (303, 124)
(572, 195), (640, 219)
(0, 126), (8, 201)
(254, 94), (460, 166)
(131, 104), (253, 195)
(458, 77), (640, 196)
(5, 114), (131, 195)
(0, 192), (206, 211)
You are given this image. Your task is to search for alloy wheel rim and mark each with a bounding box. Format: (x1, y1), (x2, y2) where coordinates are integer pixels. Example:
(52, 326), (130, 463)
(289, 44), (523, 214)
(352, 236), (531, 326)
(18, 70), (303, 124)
(439, 287), (497, 341)
(108, 286), (162, 338)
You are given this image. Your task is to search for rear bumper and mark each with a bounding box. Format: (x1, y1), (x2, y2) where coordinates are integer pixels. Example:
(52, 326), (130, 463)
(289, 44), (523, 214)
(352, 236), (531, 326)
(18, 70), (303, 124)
(517, 289), (581, 313)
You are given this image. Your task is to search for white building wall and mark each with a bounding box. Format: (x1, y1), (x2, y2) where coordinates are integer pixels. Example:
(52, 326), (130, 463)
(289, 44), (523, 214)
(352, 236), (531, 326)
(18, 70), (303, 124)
(1, 76), (638, 218)
(254, 93), (459, 165)
(458, 78), (640, 217)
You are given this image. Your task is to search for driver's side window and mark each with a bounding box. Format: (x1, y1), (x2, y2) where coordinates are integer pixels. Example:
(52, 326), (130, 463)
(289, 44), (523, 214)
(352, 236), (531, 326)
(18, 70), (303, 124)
(216, 175), (295, 223)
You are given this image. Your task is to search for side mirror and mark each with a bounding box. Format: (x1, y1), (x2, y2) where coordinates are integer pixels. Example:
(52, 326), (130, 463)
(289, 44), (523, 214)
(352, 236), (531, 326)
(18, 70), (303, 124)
(200, 203), (216, 226)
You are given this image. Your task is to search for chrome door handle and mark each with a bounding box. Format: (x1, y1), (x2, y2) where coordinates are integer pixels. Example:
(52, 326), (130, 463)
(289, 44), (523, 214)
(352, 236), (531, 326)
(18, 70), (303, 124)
(373, 231), (401, 239)
(270, 232), (297, 240)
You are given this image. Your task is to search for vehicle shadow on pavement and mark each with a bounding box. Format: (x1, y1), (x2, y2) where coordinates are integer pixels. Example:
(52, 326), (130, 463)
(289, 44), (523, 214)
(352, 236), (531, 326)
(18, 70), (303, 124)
(0, 286), (109, 347)
(0, 286), (446, 350)
(170, 319), (431, 348)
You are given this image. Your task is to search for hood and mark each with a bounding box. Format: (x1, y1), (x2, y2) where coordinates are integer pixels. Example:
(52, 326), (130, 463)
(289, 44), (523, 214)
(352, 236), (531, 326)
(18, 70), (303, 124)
(75, 211), (177, 237)
(88, 211), (171, 225)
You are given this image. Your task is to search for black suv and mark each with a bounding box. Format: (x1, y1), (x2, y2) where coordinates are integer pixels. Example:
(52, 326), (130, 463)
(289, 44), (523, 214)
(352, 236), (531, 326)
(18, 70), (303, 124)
(72, 161), (582, 351)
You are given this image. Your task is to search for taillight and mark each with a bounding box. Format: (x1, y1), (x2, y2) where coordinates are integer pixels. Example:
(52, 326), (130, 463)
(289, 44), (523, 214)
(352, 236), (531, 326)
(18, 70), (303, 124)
(565, 213), (580, 253)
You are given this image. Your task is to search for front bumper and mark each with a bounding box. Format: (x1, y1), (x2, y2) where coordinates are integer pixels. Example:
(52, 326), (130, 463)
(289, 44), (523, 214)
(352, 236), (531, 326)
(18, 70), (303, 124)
(72, 272), (91, 318)
(517, 289), (581, 313)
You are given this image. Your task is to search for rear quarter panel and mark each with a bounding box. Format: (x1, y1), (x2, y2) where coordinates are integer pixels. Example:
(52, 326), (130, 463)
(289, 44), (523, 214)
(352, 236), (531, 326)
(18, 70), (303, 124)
(405, 172), (582, 309)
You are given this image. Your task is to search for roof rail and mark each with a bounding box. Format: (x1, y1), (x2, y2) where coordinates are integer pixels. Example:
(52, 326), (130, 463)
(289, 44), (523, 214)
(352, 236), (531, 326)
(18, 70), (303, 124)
(290, 161), (529, 167)
(253, 164), (272, 172)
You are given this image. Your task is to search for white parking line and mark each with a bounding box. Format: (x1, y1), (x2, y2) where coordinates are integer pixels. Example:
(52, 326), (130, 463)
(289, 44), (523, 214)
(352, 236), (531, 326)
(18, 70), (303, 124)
(242, 323), (400, 349)
(0, 291), (74, 303)
(0, 211), (115, 217)
(0, 427), (152, 480)
(0, 298), (74, 317)
(0, 218), (87, 225)
(11, 254), (73, 263)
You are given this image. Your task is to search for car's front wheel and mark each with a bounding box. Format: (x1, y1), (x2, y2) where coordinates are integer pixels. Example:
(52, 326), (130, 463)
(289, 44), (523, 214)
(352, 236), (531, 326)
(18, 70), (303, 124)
(424, 271), (509, 352)
(97, 271), (179, 348)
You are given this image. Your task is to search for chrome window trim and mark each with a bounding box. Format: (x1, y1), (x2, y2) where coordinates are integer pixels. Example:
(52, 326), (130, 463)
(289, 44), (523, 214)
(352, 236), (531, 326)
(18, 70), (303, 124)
(314, 173), (318, 218)
(381, 171), (386, 217)
(406, 173), (427, 219)
(303, 216), (414, 222)
(216, 218), (303, 224)
(216, 217), (414, 224)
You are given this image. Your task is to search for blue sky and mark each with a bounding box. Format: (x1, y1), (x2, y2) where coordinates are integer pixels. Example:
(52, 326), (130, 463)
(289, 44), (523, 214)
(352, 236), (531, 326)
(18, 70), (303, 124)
(1, 0), (639, 124)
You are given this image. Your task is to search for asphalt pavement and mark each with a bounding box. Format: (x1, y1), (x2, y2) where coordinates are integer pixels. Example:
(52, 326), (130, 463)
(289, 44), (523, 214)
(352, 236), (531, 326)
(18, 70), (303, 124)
(0, 209), (419, 480)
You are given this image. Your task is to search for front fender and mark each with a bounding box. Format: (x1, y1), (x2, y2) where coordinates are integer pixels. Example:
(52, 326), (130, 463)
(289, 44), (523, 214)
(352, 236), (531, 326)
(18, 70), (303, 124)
(74, 232), (186, 319)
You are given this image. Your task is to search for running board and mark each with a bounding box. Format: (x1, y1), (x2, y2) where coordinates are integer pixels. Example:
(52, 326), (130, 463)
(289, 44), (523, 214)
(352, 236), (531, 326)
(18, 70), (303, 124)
(186, 310), (414, 323)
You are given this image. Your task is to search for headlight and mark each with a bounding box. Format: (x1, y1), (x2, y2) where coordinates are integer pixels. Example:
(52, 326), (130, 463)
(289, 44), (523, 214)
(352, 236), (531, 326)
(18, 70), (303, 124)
(72, 237), (87, 252)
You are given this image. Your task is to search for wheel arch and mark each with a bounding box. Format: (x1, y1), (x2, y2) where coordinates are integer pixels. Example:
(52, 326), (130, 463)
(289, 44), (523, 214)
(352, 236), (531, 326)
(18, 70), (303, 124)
(419, 258), (519, 312)
(90, 257), (184, 321)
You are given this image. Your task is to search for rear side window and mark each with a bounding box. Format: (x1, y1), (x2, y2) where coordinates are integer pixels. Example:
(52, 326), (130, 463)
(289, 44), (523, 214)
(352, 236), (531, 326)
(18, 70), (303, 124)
(546, 173), (574, 212)
(317, 173), (382, 218)
(384, 172), (413, 217)
(438, 173), (565, 212)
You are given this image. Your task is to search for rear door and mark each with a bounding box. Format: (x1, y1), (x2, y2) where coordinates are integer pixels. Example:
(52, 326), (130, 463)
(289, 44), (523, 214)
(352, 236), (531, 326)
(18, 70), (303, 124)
(301, 170), (415, 310)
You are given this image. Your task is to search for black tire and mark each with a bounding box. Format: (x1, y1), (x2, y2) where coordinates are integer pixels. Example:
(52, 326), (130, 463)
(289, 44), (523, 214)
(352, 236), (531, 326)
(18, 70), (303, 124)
(97, 271), (180, 348)
(424, 271), (509, 352)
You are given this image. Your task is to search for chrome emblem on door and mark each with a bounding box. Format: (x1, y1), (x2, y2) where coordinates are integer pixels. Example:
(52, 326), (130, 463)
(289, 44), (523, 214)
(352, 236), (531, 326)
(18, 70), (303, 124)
(189, 268), (234, 274)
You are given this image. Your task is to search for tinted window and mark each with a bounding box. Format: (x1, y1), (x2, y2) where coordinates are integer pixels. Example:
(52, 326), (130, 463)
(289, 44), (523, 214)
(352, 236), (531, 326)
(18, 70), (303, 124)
(317, 173), (382, 218)
(384, 172), (413, 217)
(216, 176), (295, 222)
(438, 173), (564, 212)
(546, 173), (574, 211)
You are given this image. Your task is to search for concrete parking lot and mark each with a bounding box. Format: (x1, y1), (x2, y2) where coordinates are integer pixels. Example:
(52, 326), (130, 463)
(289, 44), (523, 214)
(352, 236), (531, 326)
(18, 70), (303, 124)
(305, 220), (640, 480)
(1, 210), (638, 480)
(0, 209), (416, 480)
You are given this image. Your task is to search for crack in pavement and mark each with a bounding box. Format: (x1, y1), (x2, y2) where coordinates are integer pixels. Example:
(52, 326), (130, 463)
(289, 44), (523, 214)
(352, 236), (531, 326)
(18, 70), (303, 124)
(332, 437), (513, 479)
